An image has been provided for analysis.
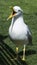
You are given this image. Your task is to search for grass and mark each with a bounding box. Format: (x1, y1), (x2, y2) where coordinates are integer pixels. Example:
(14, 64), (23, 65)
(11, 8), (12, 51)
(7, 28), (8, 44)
(0, 0), (37, 65)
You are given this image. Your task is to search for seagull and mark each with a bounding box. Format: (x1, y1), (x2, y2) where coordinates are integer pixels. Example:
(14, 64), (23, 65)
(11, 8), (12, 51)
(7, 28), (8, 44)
(7, 6), (32, 61)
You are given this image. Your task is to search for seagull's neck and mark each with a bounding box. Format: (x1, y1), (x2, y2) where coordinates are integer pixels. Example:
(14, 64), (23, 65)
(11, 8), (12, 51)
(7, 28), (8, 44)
(11, 13), (26, 28)
(12, 14), (24, 23)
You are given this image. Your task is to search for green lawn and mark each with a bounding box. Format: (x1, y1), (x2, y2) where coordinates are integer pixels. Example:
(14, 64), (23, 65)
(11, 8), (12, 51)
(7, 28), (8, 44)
(0, 0), (37, 65)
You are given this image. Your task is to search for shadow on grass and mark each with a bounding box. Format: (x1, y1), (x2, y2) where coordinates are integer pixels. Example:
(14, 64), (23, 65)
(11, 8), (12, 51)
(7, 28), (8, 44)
(0, 34), (28, 65)
(19, 45), (37, 56)
(18, 48), (37, 57)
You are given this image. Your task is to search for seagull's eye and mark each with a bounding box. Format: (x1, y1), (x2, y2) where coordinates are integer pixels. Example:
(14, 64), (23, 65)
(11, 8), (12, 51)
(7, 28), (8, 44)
(13, 10), (16, 15)
(18, 10), (21, 12)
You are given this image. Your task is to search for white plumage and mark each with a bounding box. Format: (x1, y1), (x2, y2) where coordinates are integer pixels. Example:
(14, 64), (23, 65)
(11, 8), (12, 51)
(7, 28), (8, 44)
(7, 6), (32, 61)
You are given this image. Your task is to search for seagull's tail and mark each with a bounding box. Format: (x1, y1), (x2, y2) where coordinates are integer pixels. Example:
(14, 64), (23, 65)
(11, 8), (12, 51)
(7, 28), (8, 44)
(28, 35), (33, 46)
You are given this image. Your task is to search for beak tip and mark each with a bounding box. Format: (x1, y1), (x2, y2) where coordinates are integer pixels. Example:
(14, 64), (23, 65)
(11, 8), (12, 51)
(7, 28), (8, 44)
(7, 18), (8, 21)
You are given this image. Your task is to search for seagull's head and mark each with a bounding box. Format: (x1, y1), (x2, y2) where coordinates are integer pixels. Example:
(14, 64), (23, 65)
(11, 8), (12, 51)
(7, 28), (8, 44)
(7, 6), (23, 20)
(13, 6), (23, 13)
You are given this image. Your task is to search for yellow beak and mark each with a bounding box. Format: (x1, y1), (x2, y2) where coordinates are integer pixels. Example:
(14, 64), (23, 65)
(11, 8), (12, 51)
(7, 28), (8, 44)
(7, 13), (16, 21)
(7, 13), (12, 20)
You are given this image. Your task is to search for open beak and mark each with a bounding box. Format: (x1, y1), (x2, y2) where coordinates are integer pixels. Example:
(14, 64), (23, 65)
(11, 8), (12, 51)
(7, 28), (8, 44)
(7, 10), (16, 20)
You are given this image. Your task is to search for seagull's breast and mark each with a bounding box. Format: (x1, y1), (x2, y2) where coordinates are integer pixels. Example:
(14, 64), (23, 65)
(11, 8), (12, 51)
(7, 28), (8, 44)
(9, 16), (28, 40)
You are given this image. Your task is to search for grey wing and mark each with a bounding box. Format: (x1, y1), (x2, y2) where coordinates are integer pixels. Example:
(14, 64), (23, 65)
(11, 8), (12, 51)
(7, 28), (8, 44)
(27, 25), (32, 45)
